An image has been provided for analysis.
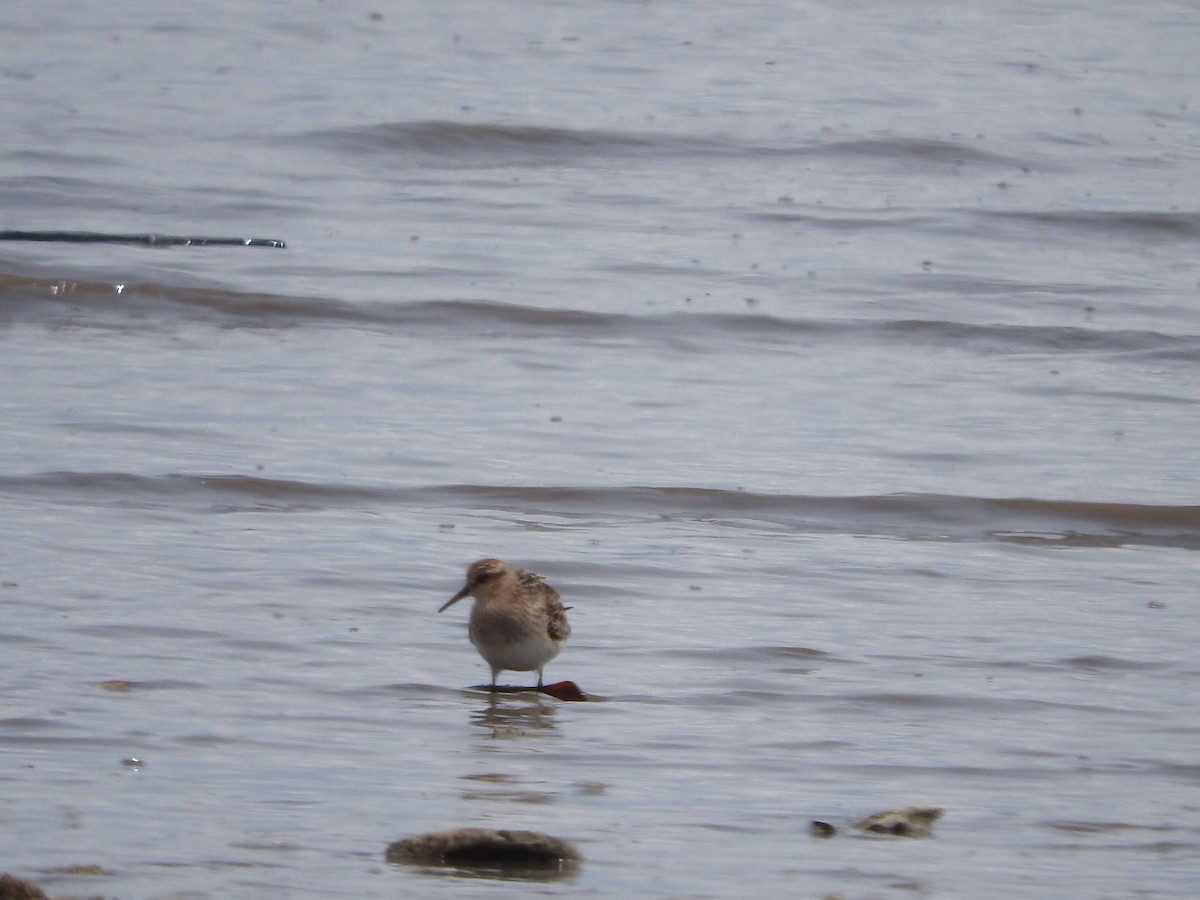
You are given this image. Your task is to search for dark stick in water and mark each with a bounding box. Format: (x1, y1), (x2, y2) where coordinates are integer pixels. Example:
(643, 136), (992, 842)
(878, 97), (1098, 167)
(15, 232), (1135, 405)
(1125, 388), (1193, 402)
(0, 231), (286, 248)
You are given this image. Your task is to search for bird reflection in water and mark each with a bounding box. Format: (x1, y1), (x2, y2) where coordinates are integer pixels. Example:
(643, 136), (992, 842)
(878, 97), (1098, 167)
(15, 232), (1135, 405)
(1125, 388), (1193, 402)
(469, 687), (563, 736)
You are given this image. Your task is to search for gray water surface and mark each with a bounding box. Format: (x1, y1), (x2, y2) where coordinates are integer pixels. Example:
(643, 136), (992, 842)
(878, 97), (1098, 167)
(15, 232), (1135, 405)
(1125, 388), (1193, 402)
(2, 1), (1199, 897)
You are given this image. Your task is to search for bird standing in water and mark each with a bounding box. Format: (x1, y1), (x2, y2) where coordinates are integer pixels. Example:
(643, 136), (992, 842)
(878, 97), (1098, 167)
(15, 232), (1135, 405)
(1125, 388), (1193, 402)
(439, 558), (571, 689)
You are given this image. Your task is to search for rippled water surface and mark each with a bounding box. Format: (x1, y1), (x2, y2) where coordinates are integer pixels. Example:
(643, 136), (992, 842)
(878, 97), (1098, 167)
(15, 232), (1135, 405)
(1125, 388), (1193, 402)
(3, 1), (1200, 897)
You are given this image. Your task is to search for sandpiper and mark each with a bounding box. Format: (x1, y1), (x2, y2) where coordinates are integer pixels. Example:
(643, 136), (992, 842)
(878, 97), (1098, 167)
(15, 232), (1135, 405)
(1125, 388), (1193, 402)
(438, 558), (571, 689)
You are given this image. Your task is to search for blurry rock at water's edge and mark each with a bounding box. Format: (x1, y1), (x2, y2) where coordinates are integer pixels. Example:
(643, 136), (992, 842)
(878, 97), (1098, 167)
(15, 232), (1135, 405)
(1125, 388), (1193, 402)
(810, 806), (944, 839)
(386, 827), (580, 871)
(856, 806), (943, 837)
(0, 873), (48, 900)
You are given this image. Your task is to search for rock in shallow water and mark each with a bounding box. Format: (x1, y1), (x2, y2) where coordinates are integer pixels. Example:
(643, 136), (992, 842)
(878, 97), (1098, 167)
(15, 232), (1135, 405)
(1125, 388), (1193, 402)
(0, 873), (49, 900)
(809, 806), (944, 839)
(386, 828), (580, 871)
(540, 680), (586, 701)
(855, 806), (943, 837)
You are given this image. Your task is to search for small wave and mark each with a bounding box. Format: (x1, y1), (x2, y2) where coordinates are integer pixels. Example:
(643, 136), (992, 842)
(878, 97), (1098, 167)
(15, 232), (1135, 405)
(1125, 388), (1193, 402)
(4, 472), (1197, 549)
(802, 136), (1028, 169)
(0, 174), (113, 210)
(744, 208), (938, 232)
(67, 623), (226, 641)
(0, 471), (385, 511)
(294, 120), (1030, 172)
(297, 120), (706, 167)
(1058, 655), (1167, 672)
(3, 272), (1192, 358)
(981, 209), (1200, 240)
(1046, 820), (1177, 835)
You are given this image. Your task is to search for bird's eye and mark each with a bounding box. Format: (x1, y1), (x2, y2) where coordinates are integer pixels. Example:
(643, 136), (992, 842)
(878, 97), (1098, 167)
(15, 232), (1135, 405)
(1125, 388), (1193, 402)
(472, 571), (496, 585)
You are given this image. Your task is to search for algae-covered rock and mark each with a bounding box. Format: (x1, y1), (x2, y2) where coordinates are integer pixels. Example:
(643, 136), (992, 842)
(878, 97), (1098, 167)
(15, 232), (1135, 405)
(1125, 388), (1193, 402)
(855, 806), (943, 837)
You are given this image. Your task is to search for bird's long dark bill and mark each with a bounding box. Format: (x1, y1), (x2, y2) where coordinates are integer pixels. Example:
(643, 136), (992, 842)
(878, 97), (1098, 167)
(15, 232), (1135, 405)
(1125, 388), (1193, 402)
(438, 586), (471, 613)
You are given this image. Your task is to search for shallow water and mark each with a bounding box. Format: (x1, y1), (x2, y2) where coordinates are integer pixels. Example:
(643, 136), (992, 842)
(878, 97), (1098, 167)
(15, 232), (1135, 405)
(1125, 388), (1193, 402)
(2, 1), (1200, 897)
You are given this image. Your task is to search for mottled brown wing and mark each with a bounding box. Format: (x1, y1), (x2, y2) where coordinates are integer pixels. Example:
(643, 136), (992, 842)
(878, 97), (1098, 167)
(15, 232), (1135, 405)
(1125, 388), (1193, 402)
(518, 569), (572, 642)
